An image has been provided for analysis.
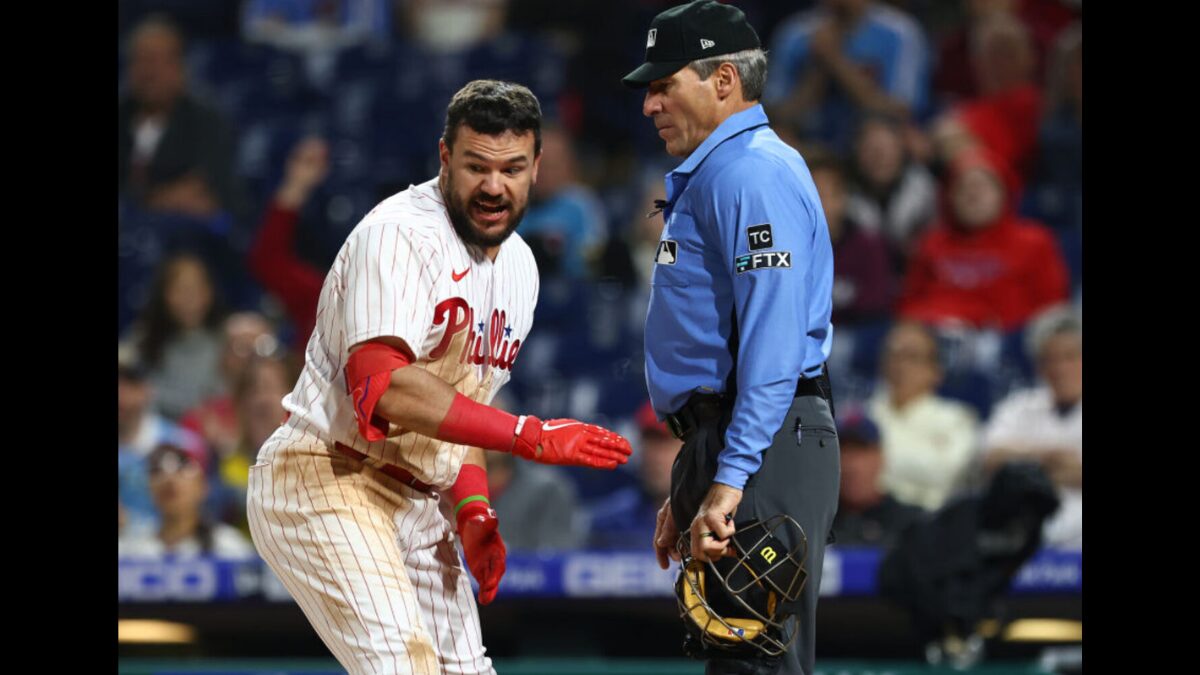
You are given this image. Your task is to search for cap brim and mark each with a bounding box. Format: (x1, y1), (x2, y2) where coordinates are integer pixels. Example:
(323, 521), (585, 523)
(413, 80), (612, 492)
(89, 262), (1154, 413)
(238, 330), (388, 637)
(622, 59), (692, 88)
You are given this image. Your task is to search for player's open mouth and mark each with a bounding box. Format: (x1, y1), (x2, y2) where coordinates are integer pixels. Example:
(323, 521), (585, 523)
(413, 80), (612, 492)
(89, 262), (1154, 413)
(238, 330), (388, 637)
(472, 201), (509, 225)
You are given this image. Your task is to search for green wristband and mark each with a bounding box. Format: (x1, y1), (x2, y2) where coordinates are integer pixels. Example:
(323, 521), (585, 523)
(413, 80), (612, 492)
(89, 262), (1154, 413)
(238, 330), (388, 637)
(454, 494), (490, 517)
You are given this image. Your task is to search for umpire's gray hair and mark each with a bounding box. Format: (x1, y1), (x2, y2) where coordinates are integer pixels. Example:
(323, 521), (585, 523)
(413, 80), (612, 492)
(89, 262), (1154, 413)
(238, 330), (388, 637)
(687, 48), (768, 102)
(1025, 305), (1082, 361)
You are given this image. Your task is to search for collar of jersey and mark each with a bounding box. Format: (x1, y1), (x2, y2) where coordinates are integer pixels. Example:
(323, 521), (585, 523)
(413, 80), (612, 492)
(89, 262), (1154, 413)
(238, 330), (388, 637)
(670, 104), (770, 177)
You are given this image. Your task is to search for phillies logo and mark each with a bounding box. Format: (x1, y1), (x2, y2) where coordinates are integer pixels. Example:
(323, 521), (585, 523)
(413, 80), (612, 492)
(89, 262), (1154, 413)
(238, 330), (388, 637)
(429, 297), (522, 370)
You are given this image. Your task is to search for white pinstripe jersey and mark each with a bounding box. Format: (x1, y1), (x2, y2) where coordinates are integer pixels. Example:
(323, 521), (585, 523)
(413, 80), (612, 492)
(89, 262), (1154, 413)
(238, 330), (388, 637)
(272, 177), (540, 488)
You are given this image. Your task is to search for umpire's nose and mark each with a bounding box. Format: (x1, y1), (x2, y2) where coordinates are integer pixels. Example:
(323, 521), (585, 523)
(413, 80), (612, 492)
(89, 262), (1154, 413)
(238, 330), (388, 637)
(643, 90), (662, 118)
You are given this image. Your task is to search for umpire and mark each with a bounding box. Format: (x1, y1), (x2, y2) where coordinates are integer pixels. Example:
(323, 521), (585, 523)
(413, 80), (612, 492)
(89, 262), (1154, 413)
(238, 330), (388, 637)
(624, 2), (840, 674)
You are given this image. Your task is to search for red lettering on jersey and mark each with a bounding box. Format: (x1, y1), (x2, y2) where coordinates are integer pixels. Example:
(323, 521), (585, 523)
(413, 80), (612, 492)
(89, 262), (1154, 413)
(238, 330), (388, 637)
(468, 329), (488, 366)
(504, 339), (522, 370)
(431, 301), (523, 372)
(430, 297), (471, 359)
(488, 310), (505, 365)
(487, 309), (523, 371)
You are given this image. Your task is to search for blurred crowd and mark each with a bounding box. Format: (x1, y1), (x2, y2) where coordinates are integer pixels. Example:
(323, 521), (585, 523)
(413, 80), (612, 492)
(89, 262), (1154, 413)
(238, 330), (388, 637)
(117, 0), (1081, 560)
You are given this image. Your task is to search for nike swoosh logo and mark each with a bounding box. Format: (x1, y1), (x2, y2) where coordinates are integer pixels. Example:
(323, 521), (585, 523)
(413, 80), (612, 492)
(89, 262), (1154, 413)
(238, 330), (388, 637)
(542, 421), (583, 432)
(452, 267), (470, 282)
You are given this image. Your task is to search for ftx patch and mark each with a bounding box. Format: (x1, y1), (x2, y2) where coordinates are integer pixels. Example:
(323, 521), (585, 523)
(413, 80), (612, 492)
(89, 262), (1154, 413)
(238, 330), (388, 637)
(735, 251), (791, 274)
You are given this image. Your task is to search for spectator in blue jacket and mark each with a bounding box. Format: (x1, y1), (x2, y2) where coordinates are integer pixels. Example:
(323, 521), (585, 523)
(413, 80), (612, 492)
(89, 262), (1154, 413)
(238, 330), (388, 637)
(518, 124), (609, 279)
(764, 0), (930, 151)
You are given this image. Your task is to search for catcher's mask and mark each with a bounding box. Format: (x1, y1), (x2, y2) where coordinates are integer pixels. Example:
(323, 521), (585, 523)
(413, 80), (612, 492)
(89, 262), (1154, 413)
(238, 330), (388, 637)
(675, 514), (809, 658)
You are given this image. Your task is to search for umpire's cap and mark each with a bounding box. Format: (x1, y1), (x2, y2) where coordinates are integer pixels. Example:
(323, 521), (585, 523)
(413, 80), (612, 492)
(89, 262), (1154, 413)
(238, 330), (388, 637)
(623, 1), (761, 88)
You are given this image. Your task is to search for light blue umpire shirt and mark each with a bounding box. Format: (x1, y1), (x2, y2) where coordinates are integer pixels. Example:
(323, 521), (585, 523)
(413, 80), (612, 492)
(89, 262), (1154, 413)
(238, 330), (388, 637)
(645, 103), (834, 490)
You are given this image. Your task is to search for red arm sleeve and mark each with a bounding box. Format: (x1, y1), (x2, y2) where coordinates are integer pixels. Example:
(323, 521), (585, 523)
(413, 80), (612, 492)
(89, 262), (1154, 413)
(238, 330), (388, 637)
(248, 201), (325, 346)
(344, 343), (412, 442)
(345, 344), (527, 449)
(449, 464), (491, 518)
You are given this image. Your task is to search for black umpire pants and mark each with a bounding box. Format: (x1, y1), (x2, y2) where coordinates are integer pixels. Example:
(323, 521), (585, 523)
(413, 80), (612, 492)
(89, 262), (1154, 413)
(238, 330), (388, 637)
(670, 389), (841, 675)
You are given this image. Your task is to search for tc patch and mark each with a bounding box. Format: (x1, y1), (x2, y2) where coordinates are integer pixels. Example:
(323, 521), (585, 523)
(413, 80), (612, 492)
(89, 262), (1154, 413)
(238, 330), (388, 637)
(735, 251), (791, 274)
(747, 223), (773, 250)
(656, 240), (678, 265)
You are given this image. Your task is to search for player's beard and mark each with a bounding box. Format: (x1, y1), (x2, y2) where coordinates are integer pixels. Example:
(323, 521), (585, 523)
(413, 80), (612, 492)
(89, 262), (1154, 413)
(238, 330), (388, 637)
(441, 173), (528, 257)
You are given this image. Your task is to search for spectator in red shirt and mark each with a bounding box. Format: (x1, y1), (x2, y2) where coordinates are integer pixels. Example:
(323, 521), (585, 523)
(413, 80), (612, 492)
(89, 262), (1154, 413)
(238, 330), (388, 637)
(933, 0), (1079, 108)
(247, 137), (331, 353)
(933, 0), (1018, 106)
(931, 14), (1042, 196)
(898, 152), (1067, 331)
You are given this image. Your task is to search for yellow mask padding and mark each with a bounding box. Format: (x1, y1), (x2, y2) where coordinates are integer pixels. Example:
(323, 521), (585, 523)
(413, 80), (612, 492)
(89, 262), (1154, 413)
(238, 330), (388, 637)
(681, 561), (775, 642)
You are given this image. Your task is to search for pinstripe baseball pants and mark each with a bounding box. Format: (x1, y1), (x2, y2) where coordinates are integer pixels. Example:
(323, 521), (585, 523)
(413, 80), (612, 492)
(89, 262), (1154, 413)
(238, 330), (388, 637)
(248, 425), (495, 675)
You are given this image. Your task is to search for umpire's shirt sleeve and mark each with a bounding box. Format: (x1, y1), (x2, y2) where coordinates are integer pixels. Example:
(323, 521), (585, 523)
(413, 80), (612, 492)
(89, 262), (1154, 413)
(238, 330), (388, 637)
(701, 156), (820, 491)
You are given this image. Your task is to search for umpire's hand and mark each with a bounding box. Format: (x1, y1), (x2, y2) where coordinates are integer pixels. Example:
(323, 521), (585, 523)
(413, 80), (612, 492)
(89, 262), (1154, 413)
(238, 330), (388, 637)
(653, 498), (680, 569)
(690, 484), (744, 562)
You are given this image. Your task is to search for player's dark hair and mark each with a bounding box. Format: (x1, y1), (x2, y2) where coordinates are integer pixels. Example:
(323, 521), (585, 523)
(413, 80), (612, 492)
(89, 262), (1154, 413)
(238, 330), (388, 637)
(135, 253), (226, 369)
(442, 80), (543, 155)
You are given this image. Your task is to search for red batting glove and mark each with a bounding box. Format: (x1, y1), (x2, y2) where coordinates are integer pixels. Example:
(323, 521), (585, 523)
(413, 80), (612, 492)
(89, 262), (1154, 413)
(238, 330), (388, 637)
(511, 416), (633, 469)
(457, 501), (506, 605)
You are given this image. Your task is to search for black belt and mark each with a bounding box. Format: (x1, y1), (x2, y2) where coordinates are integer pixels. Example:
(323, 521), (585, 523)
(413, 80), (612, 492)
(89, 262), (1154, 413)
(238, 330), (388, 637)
(665, 369), (833, 441)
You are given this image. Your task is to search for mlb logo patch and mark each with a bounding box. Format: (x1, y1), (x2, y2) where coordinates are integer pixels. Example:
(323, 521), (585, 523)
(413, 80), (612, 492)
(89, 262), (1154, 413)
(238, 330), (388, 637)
(656, 240), (678, 265)
(647, 29), (657, 48)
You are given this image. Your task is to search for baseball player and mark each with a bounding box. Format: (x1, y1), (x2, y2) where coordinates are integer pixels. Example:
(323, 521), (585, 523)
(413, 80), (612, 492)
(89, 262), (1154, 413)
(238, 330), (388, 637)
(246, 80), (633, 675)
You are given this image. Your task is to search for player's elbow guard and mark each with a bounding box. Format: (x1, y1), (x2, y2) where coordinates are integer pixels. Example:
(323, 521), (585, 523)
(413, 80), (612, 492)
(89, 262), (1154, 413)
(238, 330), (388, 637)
(344, 342), (413, 442)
